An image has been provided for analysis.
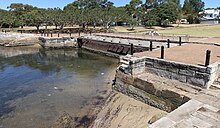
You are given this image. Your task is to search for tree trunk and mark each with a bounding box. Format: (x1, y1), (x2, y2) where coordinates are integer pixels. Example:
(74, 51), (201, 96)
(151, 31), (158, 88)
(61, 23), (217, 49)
(36, 25), (40, 33)
(82, 23), (85, 29)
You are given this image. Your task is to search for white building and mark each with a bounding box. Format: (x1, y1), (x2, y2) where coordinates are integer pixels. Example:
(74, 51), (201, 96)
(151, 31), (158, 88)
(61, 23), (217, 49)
(200, 9), (220, 24)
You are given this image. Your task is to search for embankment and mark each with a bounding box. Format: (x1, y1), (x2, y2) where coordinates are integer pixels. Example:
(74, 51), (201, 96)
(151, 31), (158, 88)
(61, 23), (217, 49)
(0, 32), (40, 47)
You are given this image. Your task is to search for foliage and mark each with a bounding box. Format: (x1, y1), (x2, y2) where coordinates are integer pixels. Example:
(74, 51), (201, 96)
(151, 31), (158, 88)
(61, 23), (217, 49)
(145, 1), (180, 26)
(182, 0), (205, 23)
(0, 0), (207, 30)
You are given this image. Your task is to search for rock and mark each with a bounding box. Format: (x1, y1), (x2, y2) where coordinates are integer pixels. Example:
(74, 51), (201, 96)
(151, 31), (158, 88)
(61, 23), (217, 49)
(53, 112), (73, 128)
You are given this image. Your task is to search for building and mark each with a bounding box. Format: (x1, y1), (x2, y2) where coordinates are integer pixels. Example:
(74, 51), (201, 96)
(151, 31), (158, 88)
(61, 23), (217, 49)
(200, 9), (220, 24)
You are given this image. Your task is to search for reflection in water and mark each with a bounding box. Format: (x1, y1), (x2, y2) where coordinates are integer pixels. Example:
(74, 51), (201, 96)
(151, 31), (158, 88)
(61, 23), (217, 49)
(0, 47), (118, 128)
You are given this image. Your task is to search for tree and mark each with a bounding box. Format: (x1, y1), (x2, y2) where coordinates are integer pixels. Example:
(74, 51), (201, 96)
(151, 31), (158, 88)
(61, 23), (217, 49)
(145, 1), (180, 26)
(7, 3), (35, 28)
(182, 0), (205, 23)
(25, 9), (45, 32)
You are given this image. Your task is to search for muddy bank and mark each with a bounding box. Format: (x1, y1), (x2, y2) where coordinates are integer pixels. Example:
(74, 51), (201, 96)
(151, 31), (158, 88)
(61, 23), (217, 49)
(0, 32), (40, 47)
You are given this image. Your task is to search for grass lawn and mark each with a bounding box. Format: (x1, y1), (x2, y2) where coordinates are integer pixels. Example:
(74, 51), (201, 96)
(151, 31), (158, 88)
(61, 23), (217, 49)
(158, 24), (220, 37)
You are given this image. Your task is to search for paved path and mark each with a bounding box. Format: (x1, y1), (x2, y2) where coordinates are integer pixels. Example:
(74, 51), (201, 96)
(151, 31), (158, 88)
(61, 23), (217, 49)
(135, 43), (220, 66)
(150, 82), (220, 128)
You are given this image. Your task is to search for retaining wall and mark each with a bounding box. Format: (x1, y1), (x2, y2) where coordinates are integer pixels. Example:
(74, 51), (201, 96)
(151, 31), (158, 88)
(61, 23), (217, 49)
(81, 38), (149, 55)
(39, 37), (77, 49)
(126, 56), (220, 89)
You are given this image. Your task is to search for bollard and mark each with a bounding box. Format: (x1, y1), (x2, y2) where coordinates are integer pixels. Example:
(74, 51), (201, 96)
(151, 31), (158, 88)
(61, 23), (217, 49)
(79, 31), (81, 36)
(167, 39), (170, 48)
(205, 50), (211, 66)
(47, 32), (49, 37)
(150, 41), (153, 51)
(90, 31), (92, 36)
(51, 33), (53, 37)
(161, 46), (165, 59)
(5, 30), (6, 33)
(58, 33), (60, 37)
(70, 32), (71, 37)
(41, 33), (43, 36)
(179, 37), (182, 46)
(130, 43), (134, 55)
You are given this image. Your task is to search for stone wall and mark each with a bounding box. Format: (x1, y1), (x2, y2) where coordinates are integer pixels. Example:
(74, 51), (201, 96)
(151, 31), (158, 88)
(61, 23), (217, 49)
(113, 69), (190, 112)
(125, 56), (220, 89)
(39, 37), (77, 49)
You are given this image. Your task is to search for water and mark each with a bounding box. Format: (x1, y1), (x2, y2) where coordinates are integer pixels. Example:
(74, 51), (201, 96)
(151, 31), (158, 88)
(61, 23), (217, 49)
(0, 46), (118, 128)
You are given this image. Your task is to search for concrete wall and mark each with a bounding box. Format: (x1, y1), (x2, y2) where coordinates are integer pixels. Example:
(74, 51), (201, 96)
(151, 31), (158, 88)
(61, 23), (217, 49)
(121, 56), (220, 89)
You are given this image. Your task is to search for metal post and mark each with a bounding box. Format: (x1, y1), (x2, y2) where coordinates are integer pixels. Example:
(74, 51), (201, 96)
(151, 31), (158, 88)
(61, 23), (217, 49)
(161, 46), (165, 59)
(167, 39), (170, 48)
(205, 50), (211, 66)
(179, 37), (182, 46)
(131, 43), (134, 55)
(150, 41), (153, 51)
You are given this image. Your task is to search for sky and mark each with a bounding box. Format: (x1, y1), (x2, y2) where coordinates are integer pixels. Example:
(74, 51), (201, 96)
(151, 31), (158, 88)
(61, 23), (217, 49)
(0, 0), (219, 10)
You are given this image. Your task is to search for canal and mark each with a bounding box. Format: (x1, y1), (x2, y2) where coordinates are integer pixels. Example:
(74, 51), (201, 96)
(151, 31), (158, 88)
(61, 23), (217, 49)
(0, 46), (118, 127)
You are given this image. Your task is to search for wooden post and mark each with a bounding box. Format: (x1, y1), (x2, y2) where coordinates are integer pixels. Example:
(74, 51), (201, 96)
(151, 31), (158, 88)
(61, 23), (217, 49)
(205, 50), (211, 66)
(150, 41), (153, 51)
(77, 38), (83, 48)
(130, 43), (134, 55)
(161, 46), (165, 59)
(167, 39), (170, 48)
(179, 37), (182, 46)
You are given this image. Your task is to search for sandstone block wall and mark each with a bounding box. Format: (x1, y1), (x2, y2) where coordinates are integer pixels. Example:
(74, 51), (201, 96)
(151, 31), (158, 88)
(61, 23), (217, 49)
(39, 37), (77, 48)
(123, 56), (220, 89)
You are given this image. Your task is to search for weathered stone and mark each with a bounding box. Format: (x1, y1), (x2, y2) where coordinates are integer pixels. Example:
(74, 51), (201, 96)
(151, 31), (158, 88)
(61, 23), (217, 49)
(134, 78), (157, 95)
(166, 63), (179, 73)
(153, 61), (167, 70)
(145, 61), (154, 67)
(179, 69), (195, 76)
(187, 77), (205, 88)
(195, 72), (210, 79)
(149, 117), (175, 128)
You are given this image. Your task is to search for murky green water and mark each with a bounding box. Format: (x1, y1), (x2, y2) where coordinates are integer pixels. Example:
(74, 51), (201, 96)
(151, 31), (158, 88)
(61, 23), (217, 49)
(0, 46), (118, 128)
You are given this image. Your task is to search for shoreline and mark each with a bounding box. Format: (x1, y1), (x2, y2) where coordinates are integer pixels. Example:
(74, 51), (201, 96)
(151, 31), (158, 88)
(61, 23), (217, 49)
(52, 63), (167, 128)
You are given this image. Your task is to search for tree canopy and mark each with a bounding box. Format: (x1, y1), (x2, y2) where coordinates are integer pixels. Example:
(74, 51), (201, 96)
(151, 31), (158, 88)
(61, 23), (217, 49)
(0, 0), (207, 30)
